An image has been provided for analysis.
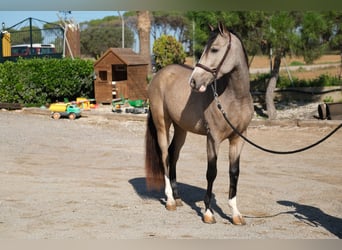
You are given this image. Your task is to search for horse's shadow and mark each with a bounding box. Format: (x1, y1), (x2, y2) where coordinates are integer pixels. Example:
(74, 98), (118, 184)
(129, 178), (342, 235)
(129, 177), (231, 223)
(277, 200), (342, 238)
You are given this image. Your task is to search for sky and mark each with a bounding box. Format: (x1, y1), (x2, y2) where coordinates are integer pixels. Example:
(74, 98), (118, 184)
(0, 11), (121, 29)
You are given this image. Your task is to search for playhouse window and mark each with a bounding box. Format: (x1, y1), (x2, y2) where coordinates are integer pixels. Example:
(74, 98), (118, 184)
(112, 64), (127, 81)
(99, 70), (107, 81)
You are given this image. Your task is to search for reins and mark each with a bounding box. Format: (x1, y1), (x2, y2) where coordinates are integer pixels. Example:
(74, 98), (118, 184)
(211, 82), (342, 154)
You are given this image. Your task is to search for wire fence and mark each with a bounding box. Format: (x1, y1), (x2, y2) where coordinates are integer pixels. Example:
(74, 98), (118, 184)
(1, 17), (64, 62)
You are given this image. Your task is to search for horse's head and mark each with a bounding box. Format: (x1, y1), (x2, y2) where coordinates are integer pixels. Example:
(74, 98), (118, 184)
(189, 22), (236, 92)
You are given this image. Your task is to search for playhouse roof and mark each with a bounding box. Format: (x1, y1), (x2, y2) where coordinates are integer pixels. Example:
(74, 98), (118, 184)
(95, 48), (148, 66)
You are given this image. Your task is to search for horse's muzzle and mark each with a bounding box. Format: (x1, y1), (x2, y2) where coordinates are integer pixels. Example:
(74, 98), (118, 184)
(190, 78), (207, 92)
(189, 78), (196, 89)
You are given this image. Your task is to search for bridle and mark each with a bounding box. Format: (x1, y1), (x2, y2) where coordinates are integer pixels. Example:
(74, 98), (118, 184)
(195, 31), (232, 80)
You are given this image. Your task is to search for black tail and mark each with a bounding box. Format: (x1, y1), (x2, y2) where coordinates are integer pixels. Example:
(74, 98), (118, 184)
(145, 110), (165, 190)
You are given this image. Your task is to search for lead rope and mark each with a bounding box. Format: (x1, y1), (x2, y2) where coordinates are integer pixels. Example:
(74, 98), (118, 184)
(211, 81), (342, 155)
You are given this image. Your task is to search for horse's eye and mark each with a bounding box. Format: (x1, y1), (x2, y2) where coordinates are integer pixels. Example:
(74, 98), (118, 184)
(210, 48), (219, 53)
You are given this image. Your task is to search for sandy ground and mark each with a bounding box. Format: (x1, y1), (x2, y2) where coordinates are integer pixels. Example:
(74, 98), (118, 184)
(0, 108), (341, 239)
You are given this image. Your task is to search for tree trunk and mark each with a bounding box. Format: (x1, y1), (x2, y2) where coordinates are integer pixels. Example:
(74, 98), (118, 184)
(265, 54), (281, 120)
(339, 51), (342, 80)
(136, 11), (152, 74)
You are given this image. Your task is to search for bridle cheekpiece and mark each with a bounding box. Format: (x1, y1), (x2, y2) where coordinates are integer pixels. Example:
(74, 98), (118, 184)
(195, 31), (232, 80)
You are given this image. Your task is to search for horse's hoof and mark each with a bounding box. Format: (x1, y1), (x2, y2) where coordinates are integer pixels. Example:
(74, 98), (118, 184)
(175, 198), (183, 207)
(165, 202), (177, 211)
(203, 210), (216, 224)
(203, 214), (216, 224)
(232, 215), (246, 225)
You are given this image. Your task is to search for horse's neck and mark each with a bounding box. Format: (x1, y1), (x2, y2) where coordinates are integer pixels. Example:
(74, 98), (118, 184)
(224, 62), (250, 99)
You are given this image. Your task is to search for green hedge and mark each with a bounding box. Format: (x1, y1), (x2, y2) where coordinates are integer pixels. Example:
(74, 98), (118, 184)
(0, 58), (94, 106)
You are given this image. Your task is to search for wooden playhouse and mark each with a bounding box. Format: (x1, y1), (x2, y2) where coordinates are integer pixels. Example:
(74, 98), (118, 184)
(94, 48), (149, 104)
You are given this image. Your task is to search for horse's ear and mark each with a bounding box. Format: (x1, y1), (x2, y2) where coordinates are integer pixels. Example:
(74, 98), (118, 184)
(208, 24), (215, 32)
(218, 22), (228, 36)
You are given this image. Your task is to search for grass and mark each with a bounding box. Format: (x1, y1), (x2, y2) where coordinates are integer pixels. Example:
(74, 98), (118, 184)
(289, 61), (305, 66)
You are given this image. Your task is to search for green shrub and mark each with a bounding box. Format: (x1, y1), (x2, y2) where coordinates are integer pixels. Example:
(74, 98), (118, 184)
(0, 58), (94, 106)
(323, 96), (334, 103)
(152, 35), (186, 71)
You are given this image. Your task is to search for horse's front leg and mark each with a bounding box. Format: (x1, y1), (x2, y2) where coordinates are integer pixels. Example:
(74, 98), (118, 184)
(228, 134), (246, 225)
(203, 136), (218, 224)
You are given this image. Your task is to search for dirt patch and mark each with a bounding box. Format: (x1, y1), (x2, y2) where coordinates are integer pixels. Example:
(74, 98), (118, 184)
(250, 55), (341, 68)
(250, 54), (341, 80)
(287, 66), (340, 80)
(0, 110), (341, 239)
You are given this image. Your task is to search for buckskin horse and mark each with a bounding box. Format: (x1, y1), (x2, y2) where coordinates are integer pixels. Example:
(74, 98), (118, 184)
(145, 22), (253, 225)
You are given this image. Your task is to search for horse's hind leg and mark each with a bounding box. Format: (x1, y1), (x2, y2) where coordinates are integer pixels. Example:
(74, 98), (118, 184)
(168, 124), (187, 207)
(153, 115), (186, 211)
(155, 120), (176, 211)
(228, 134), (246, 225)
